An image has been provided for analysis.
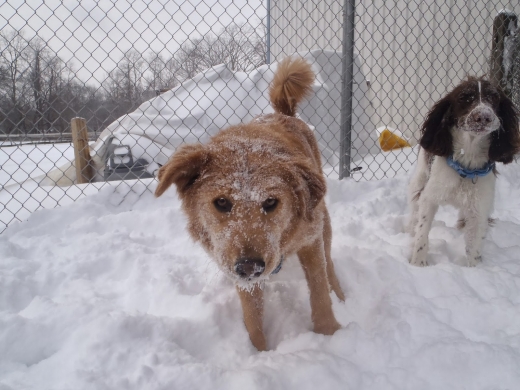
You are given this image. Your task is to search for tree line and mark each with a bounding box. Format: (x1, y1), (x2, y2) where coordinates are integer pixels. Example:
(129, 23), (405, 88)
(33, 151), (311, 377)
(0, 22), (266, 136)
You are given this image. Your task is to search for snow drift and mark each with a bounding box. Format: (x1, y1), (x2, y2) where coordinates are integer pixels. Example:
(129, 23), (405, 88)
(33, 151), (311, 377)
(2, 157), (520, 389)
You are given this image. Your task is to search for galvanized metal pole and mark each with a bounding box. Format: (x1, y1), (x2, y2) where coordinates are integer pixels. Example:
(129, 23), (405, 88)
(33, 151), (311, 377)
(266, 0), (271, 64)
(339, 0), (355, 180)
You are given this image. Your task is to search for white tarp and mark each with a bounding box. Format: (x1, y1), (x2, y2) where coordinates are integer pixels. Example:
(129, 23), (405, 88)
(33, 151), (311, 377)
(94, 50), (378, 172)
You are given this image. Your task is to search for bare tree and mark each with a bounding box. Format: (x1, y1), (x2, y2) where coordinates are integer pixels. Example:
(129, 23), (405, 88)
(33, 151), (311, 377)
(171, 38), (208, 81)
(144, 51), (179, 96)
(0, 30), (30, 133)
(170, 22), (266, 86)
(0, 21), (268, 136)
(104, 49), (146, 120)
(27, 38), (75, 133)
(209, 22), (266, 71)
(253, 19), (268, 66)
(145, 52), (165, 90)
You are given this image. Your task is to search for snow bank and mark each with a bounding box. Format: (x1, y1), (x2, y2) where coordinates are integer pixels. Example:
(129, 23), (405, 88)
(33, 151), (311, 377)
(2, 161), (520, 389)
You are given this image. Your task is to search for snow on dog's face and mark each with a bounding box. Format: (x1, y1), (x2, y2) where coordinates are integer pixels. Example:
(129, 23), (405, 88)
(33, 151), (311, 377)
(453, 80), (501, 135)
(155, 133), (325, 283)
(419, 77), (520, 163)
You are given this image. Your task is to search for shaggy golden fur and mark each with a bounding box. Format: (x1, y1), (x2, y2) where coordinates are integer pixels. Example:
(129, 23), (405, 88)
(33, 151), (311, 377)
(155, 57), (344, 351)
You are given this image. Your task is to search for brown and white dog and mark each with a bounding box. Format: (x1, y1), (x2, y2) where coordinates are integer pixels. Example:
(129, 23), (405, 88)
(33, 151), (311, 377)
(155, 57), (344, 350)
(408, 77), (520, 267)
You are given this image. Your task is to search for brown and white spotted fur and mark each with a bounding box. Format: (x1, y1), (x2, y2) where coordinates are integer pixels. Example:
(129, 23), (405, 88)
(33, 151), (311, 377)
(408, 77), (520, 267)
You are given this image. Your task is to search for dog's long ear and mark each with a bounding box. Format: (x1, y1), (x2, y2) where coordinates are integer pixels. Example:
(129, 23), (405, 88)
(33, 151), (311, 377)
(155, 144), (209, 198)
(489, 91), (520, 164)
(287, 161), (326, 221)
(419, 97), (454, 157)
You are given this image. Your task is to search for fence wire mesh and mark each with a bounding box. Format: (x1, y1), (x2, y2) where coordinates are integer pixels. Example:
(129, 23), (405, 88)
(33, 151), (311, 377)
(1, 0), (520, 232)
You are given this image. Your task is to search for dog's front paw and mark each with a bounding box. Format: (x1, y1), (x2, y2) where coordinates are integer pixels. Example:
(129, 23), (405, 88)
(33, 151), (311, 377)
(409, 259), (428, 267)
(314, 319), (341, 336)
(250, 333), (267, 351)
(466, 255), (482, 267)
(410, 254), (428, 267)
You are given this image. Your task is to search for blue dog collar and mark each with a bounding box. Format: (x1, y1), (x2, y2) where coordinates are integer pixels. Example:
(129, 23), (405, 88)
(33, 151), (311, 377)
(446, 155), (495, 180)
(271, 256), (284, 274)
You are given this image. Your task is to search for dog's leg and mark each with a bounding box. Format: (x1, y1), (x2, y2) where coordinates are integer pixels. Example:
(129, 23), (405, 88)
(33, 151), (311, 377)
(323, 209), (345, 301)
(463, 210), (489, 267)
(410, 198), (438, 266)
(408, 198), (420, 237)
(407, 183), (423, 237)
(298, 239), (341, 335)
(407, 149), (430, 236)
(236, 284), (266, 351)
(456, 210), (467, 230)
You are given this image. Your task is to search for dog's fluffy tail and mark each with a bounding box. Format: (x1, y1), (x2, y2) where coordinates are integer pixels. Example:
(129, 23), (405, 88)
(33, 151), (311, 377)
(269, 57), (314, 117)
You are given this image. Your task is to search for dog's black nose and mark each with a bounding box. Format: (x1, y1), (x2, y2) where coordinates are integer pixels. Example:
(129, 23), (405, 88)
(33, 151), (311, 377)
(234, 258), (265, 279)
(472, 110), (493, 124)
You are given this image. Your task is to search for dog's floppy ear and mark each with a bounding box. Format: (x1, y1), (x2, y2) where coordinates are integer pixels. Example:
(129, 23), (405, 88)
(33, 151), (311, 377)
(287, 161), (326, 221)
(419, 97), (454, 157)
(155, 143), (210, 198)
(489, 90), (520, 164)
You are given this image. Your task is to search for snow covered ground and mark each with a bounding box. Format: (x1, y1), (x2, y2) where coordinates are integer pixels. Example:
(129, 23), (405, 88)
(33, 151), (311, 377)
(0, 143), (102, 230)
(1, 155), (520, 389)
(0, 143), (75, 188)
(0, 141), (413, 231)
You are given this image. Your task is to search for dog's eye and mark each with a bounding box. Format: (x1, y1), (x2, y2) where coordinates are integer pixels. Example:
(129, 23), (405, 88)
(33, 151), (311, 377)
(262, 198), (278, 213)
(214, 197), (232, 212)
(458, 93), (474, 102)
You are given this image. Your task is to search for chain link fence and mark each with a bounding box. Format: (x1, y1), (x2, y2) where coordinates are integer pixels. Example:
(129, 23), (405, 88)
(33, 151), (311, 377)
(1, 0), (520, 232)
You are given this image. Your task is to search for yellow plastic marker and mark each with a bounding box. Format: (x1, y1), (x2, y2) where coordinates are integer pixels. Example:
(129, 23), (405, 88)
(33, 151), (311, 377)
(379, 129), (411, 151)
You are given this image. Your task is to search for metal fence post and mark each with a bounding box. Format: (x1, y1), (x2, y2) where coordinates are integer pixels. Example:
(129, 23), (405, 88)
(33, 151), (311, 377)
(339, 0), (355, 180)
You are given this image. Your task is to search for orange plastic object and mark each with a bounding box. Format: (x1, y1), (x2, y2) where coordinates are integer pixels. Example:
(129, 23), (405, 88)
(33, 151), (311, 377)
(379, 129), (411, 151)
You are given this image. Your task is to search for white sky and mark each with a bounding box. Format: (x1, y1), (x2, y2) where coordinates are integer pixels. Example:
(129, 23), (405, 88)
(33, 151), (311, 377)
(0, 0), (266, 85)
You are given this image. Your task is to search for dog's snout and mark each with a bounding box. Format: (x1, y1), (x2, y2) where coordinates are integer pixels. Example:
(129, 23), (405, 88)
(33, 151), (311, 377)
(471, 109), (493, 124)
(234, 257), (265, 279)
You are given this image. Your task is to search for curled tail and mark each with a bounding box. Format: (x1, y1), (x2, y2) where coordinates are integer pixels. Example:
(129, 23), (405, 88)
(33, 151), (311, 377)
(269, 57), (314, 117)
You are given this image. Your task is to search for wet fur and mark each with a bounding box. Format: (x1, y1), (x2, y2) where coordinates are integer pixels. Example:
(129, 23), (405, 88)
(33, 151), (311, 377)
(408, 77), (520, 267)
(155, 57), (344, 350)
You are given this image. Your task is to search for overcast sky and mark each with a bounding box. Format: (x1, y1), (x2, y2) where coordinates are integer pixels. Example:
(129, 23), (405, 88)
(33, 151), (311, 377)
(0, 0), (266, 84)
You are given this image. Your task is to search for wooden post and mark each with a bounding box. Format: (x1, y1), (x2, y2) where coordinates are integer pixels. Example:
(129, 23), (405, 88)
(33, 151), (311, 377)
(490, 11), (518, 97)
(71, 117), (93, 184)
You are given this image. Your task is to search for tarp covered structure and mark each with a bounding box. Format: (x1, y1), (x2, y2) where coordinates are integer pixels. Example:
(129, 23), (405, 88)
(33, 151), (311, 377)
(93, 50), (378, 176)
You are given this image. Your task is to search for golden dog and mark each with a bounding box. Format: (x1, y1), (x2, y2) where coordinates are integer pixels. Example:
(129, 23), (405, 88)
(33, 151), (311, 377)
(155, 57), (344, 350)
